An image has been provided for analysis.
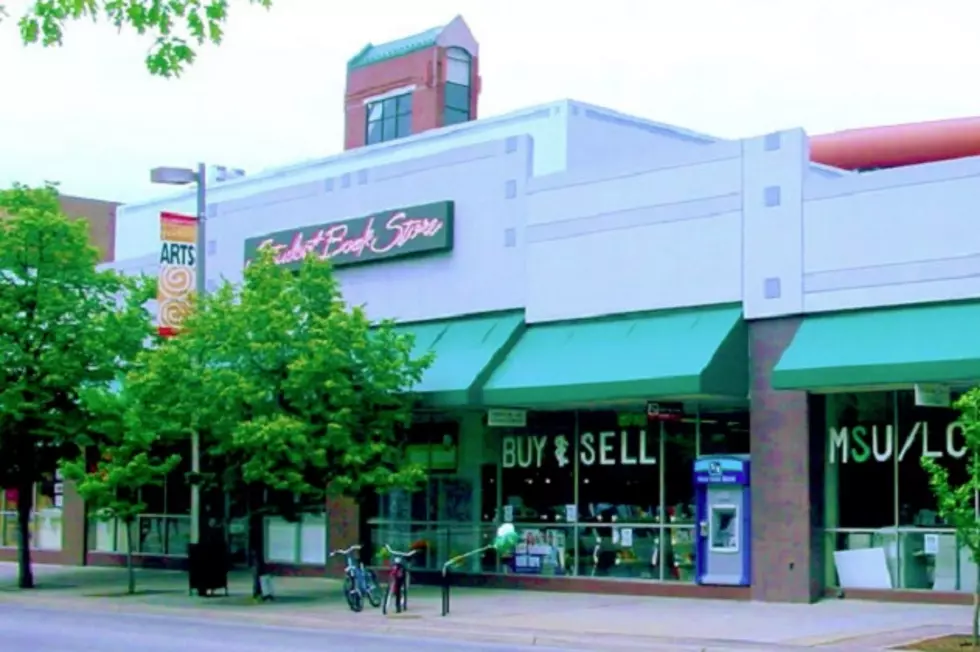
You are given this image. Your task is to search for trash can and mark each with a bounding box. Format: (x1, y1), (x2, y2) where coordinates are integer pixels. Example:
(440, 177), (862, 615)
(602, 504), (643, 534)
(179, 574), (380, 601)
(188, 541), (229, 597)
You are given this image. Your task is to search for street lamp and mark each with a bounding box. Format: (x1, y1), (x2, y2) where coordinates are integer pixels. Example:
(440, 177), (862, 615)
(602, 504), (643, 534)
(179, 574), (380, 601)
(149, 162), (244, 546)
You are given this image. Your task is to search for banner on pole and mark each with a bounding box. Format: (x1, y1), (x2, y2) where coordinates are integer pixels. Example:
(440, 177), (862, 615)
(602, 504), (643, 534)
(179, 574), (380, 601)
(158, 212), (198, 337)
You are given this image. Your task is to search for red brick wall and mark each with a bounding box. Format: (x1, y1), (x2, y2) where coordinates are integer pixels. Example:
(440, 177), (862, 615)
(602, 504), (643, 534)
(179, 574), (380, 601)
(343, 47), (481, 150)
(411, 82), (442, 140)
(469, 55), (481, 122)
(0, 194), (117, 263)
(59, 195), (118, 263)
(344, 102), (369, 151)
(326, 495), (359, 575)
(748, 318), (825, 602)
(344, 48), (440, 150)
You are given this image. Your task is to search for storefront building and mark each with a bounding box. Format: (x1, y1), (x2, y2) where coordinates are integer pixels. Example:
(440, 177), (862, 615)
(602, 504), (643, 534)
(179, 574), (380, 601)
(9, 21), (980, 604)
(67, 111), (977, 604)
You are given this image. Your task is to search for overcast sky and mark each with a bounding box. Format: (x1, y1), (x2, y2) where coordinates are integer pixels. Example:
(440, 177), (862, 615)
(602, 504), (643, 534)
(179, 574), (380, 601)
(1, 0), (978, 203)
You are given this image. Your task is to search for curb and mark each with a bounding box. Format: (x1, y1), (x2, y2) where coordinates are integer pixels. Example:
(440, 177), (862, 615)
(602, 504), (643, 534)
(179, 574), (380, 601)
(786, 624), (965, 649)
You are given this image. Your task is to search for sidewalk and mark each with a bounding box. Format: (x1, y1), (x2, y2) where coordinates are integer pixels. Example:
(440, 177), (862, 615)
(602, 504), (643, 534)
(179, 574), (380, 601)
(0, 563), (970, 650)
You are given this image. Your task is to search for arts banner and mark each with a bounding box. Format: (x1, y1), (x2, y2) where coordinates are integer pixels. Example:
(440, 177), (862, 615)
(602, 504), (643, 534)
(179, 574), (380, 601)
(157, 212), (198, 337)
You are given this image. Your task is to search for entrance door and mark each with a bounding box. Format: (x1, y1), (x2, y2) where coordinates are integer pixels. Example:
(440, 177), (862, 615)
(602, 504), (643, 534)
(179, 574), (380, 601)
(701, 488), (743, 584)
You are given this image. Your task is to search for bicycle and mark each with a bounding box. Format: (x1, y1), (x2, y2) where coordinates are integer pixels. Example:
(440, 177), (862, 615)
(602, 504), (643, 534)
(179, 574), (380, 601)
(381, 544), (419, 615)
(329, 544), (381, 612)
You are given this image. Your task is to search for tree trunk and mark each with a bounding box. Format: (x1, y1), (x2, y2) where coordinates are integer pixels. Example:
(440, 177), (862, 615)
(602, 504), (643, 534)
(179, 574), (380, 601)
(125, 519), (136, 595)
(16, 481), (34, 589)
(248, 509), (266, 599)
(972, 562), (980, 648)
(973, 588), (979, 649)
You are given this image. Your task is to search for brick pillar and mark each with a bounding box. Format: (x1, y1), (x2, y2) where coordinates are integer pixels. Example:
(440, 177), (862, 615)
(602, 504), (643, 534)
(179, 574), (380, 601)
(749, 317), (824, 602)
(326, 495), (358, 576)
(344, 103), (368, 151)
(412, 84), (441, 134)
(61, 482), (86, 565)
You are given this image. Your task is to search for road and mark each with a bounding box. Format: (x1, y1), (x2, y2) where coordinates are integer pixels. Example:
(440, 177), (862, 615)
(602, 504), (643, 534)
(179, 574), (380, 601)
(0, 603), (569, 652)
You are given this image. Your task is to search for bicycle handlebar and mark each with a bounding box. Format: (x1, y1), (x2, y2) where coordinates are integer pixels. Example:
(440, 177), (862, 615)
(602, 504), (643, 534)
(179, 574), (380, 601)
(384, 544), (419, 558)
(329, 544), (363, 556)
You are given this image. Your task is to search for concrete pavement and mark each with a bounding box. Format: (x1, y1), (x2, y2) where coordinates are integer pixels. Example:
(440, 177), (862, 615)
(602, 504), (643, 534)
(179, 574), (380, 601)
(1, 603), (568, 652)
(0, 563), (971, 650)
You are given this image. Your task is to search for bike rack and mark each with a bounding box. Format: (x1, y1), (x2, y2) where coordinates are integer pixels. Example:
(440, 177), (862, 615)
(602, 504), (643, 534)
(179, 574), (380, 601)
(440, 564), (451, 617)
(440, 545), (493, 617)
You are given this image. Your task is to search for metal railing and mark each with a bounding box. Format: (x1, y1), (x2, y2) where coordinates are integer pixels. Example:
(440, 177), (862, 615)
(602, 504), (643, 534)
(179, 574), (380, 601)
(367, 519), (697, 582)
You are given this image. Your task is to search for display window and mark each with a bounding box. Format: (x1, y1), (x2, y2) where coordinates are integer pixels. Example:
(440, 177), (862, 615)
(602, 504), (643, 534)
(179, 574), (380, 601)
(87, 447), (192, 557)
(370, 405), (749, 582)
(825, 390), (974, 592)
(369, 418), (483, 570)
(0, 474), (63, 551)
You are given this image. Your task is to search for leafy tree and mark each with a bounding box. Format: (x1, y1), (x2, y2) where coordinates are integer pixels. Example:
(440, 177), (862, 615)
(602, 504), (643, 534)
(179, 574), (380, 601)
(137, 250), (432, 597)
(0, 183), (155, 589)
(62, 383), (180, 595)
(922, 388), (980, 647)
(5, 0), (273, 77)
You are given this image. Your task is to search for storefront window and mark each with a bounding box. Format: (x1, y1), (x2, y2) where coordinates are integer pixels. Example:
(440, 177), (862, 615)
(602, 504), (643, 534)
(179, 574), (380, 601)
(88, 451), (191, 556)
(825, 390), (973, 592)
(830, 392), (896, 529)
(577, 411), (661, 579)
(698, 411), (750, 456)
(264, 513), (328, 565)
(662, 418), (698, 582)
(369, 405), (749, 581)
(895, 391), (968, 526)
(370, 419), (476, 570)
(498, 411), (575, 576)
(501, 412), (575, 522)
(0, 475), (63, 550)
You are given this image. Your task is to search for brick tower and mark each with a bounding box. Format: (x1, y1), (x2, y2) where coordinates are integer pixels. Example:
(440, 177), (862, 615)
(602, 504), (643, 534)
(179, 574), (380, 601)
(344, 15), (481, 150)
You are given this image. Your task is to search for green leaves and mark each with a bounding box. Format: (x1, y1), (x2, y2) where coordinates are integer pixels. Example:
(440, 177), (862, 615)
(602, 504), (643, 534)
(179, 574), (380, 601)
(64, 355), (183, 524)
(0, 182), (156, 496)
(921, 388), (980, 564)
(14, 0), (274, 77)
(132, 247), (433, 518)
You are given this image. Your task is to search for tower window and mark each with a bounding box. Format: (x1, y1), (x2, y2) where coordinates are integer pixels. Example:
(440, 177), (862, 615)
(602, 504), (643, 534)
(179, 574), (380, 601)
(366, 92), (413, 145)
(444, 47), (472, 126)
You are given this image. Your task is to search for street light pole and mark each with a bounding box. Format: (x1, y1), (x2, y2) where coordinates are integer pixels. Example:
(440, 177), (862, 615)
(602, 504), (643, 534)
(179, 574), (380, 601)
(190, 161), (207, 546)
(151, 162), (244, 546)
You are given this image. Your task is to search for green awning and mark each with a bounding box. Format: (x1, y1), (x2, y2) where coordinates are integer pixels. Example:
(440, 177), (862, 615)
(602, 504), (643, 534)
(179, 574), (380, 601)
(772, 302), (980, 390)
(397, 311), (524, 407)
(482, 305), (747, 407)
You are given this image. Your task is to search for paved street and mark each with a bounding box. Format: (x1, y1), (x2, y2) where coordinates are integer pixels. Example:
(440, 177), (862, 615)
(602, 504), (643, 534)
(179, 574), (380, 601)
(0, 563), (974, 650)
(0, 603), (567, 652)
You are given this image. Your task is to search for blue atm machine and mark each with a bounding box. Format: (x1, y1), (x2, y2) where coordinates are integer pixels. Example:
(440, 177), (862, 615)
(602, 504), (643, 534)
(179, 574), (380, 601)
(693, 454), (751, 586)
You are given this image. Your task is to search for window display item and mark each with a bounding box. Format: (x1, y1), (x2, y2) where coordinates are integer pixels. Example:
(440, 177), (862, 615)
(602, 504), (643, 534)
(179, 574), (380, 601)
(834, 547), (893, 589)
(620, 527), (633, 548)
(565, 504), (577, 522)
(494, 523), (519, 553)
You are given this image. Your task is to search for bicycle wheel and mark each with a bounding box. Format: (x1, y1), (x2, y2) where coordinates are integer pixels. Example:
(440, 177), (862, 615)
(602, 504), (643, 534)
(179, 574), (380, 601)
(364, 569), (382, 608)
(400, 576), (409, 612)
(343, 575), (363, 613)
